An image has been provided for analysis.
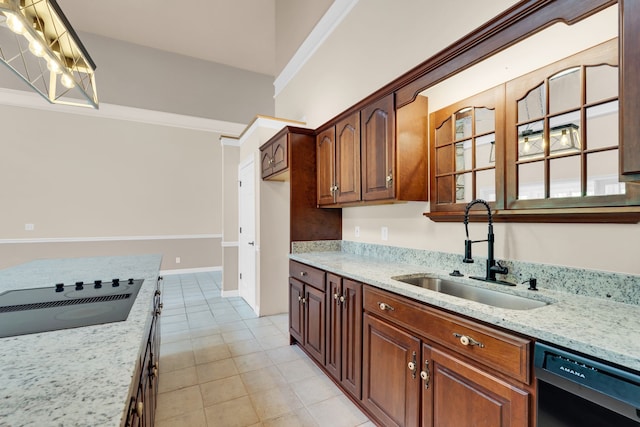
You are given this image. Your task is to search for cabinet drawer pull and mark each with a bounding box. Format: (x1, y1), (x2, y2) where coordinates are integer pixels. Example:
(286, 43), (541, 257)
(453, 332), (485, 348)
(377, 302), (394, 311)
(300, 271), (307, 277)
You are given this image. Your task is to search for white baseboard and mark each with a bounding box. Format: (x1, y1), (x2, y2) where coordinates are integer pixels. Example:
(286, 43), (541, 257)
(160, 266), (222, 275)
(221, 289), (240, 297)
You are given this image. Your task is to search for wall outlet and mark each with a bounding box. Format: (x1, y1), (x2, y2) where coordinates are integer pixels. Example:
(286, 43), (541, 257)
(24, 223), (34, 231)
(381, 226), (388, 241)
(355, 226), (360, 237)
(175, 257), (181, 264)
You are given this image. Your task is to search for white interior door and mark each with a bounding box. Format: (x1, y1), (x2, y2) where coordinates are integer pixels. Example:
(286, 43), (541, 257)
(238, 160), (256, 311)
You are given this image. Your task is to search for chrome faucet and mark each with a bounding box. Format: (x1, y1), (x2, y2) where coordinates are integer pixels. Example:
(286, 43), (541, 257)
(463, 199), (513, 285)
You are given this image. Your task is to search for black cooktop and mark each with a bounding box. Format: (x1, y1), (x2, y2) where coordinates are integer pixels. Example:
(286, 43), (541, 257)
(0, 278), (143, 338)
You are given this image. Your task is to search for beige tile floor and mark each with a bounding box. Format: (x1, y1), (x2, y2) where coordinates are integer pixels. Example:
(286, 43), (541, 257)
(157, 272), (374, 427)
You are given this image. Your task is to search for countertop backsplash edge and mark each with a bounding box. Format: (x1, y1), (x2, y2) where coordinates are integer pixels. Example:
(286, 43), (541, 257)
(291, 240), (640, 306)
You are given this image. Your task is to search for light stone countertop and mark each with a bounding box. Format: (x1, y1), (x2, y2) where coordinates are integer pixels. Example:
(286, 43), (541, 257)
(290, 251), (640, 372)
(0, 254), (162, 427)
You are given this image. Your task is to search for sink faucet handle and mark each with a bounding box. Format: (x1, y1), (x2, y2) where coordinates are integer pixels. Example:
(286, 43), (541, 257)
(491, 261), (508, 275)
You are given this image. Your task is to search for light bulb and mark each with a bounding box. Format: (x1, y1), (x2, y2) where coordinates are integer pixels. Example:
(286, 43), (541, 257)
(5, 14), (25, 35)
(561, 129), (569, 146)
(47, 58), (63, 74)
(29, 40), (46, 57)
(60, 73), (75, 89)
(523, 137), (530, 153)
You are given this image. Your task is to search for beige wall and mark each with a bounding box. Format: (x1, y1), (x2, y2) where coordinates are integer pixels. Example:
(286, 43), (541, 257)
(275, 0), (640, 275)
(0, 104), (224, 270)
(221, 140), (240, 292)
(0, 238), (221, 271)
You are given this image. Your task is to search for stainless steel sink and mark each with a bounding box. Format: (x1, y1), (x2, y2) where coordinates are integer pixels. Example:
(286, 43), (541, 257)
(392, 274), (549, 310)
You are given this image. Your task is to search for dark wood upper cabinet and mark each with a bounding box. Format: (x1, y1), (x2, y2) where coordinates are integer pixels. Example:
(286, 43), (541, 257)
(316, 127), (337, 206)
(310, 0), (640, 221)
(316, 113), (362, 206)
(336, 113), (362, 203)
(315, 93), (428, 207)
(620, 0), (640, 181)
(428, 86), (505, 220)
(261, 133), (288, 179)
(260, 126), (341, 241)
(361, 94), (396, 201)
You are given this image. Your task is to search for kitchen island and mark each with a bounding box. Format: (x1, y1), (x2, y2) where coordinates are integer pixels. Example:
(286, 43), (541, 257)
(0, 254), (162, 427)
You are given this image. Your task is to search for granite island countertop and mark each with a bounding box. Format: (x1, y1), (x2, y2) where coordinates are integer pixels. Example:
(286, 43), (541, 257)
(290, 250), (640, 372)
(0, 254), (162, 427)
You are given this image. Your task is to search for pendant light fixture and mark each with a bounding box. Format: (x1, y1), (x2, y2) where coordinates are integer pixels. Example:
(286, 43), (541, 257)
(0, 0), (98, 108)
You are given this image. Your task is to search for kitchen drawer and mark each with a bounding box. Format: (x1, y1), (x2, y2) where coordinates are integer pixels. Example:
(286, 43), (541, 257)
(363, 285), (531, 383)
(289, 260), (325, 291)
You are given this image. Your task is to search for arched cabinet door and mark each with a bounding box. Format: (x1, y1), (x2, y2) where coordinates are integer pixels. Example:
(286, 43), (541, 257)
(316, 127), (336, 206)
(361, 94), (396, 201)
(335, 112), (361, 203)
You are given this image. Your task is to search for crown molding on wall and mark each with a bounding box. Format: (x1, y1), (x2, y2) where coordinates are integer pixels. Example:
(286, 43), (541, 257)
(274, 0), (360, 97)
(0, 234), (222, 244)
(220, 136), (240, 147)
(237, 115), (306, 146)
(0, 88), (246, 135)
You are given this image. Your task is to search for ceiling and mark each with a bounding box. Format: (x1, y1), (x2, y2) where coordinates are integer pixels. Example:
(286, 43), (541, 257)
(57, 0), (278, 76)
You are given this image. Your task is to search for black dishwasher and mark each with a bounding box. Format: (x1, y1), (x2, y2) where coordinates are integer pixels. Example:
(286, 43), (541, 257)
(534, 342), (640, 427)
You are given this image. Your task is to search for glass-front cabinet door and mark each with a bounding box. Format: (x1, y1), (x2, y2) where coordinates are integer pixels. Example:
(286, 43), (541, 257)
(505, 38), (638, 209)
(429, 86), (505, 216)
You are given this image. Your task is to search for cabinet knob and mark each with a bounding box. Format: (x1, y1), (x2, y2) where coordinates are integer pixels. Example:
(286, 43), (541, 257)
(339, 295), (346, 303)
(300, 271), (307, 277)
(421, 360), (431, 389)
(453, 332), (484, 348)
(333, 293), (340, 300)
(136, 401), (144, 417)
(408, 351), (417, 379)
(377, 302), (394, 311)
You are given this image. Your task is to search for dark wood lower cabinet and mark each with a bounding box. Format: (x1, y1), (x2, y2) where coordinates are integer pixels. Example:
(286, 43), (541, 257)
(289, 273), (326, 366)
(327, 274), (363, 399)
(304, 284), (326, 364)
(363, 313), (421, 427)
(429, 347), (529, 427)
(290, 263), (533, 427)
